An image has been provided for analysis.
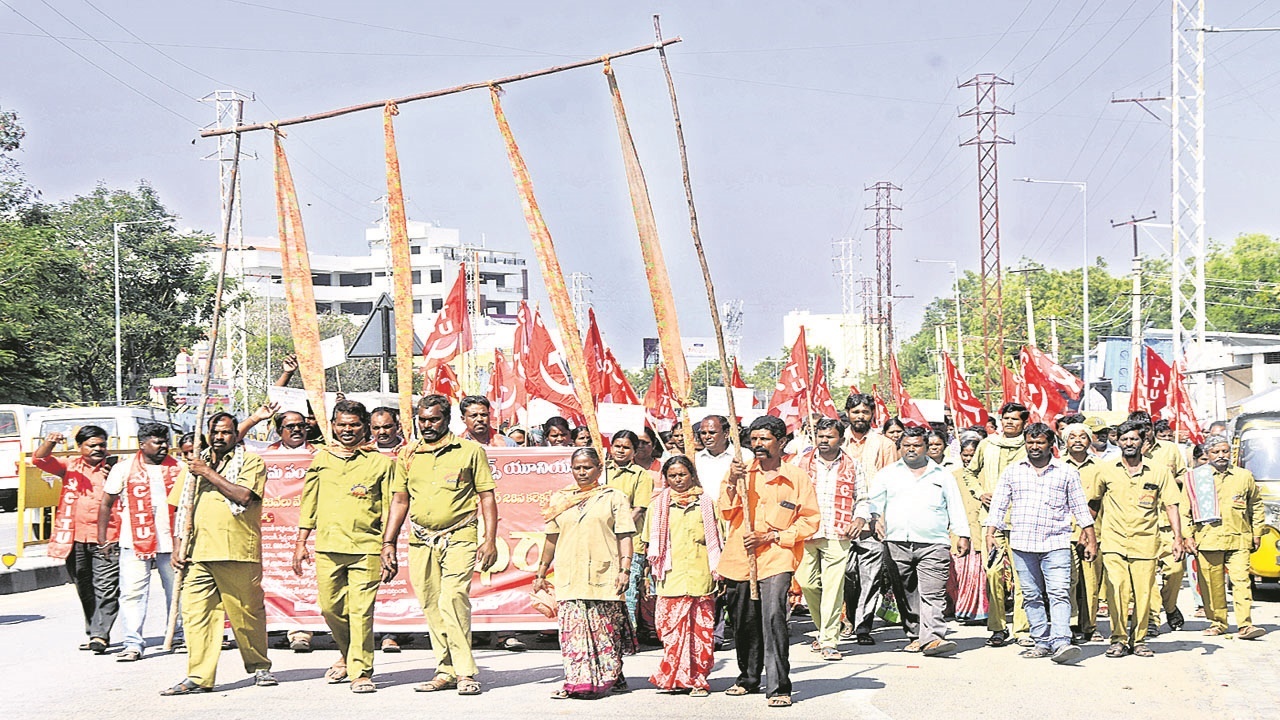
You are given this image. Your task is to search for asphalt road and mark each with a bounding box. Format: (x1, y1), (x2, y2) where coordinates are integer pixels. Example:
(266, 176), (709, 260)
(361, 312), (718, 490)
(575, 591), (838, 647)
(3, 579), (1279, 720)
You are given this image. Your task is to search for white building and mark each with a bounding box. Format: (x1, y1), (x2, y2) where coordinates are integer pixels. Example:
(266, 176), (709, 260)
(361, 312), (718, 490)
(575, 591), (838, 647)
(217, 220), (529, 342)
(782, 310), (873, 384)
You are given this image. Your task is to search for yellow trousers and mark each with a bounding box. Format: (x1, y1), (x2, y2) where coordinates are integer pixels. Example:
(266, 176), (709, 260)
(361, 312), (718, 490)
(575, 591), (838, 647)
(1157, 530), (1185, 617)
(1102, 553), (1157, 646)
(798, 537), (850, 649)
(1196, 549), (1253, 632)
(409, 540), (478, 679)
(986, 532), (1029, 636)
(1070, 546), (1104, 635)
(181, 560), (271, 688)
(317, 552), (382, 680)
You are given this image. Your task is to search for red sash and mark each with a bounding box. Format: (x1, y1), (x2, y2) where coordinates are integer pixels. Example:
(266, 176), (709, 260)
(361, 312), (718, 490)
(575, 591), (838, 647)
(796, 449), (859, 536)
(47, 458), (103, 560)
(125, 453), (182, 560)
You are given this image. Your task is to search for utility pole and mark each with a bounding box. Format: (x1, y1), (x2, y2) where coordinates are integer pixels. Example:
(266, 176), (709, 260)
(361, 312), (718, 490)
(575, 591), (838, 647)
(1112, 213), (1158, 385)
(960, 74), (1014, 398)
(568, 272), (592, 336)
(866, 182), (901, 390)
(722, 299), (744, 360)
(857, 275), (876, 387)
(1006, 264), (1043, 347)
(1045, 316), (1061, 361)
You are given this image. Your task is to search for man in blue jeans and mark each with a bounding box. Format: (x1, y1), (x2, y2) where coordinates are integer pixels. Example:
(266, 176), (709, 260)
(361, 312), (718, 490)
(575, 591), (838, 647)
(984, 423), (1097, 665)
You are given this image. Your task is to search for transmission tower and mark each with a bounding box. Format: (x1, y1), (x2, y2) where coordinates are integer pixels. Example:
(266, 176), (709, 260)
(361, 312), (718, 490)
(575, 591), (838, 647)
(721, 299), (744, 360)
(856, 276), (876, 388)
(865, 182), (900, 391)
(568, 272), (592, 336)
(1170, 0), (1206, 363)
(831, 237), (858, 384)
(960, 74), (1014, 398)
(202, 90), (253, 413)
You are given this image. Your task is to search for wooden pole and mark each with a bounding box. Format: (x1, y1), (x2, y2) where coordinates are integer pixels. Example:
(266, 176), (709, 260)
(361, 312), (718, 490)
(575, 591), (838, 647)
(164, 130), (242, 650)
(199, 39), (681, 138)
(652, 16), (757, 599)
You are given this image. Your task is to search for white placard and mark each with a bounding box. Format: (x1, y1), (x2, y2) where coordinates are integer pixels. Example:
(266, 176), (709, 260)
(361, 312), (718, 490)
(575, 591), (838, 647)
(703, 385), (756, 416)
(596, 402), (646, 437)
(320, 335), (347, 369)
(267, 386), (309, 415)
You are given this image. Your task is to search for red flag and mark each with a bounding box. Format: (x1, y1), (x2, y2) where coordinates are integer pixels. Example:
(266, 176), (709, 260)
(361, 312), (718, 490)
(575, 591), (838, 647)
(1169, 362), (1204, 444)
(514, 302), (583, 422)
(730, 359), (748, 389)
(421, 265), (474, 371)
(811, 354), (840, 420)
(643, 364), (678, 432)
(1128, 353), (1148, 414)
(487, 347), (524, 429)
(888, 354), (930, 428)
(1023, 345), (1084, 400)
(942, 352), (990, 429)
(1019, 347), (1068, 425)
(871, 385), (889, 429)
(583, 309), (640, 405)
(1143, 346), (1174, 420)
(427, 363), (462, 404)
(767, 328), (812, 433)
(1001, 366), (1022, 407)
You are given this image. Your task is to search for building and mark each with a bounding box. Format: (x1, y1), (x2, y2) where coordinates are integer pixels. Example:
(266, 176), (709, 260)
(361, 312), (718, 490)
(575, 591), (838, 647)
(781, 310), (873, 385)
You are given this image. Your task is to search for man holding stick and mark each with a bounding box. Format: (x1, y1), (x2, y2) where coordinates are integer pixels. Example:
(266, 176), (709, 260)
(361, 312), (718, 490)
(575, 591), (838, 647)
(718, 415), (820, 708)
(161, 412), (276, 695)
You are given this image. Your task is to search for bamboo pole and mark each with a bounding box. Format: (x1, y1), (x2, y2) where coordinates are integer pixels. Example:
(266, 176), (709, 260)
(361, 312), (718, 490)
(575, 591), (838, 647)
(652, 16), (757, 599)
(165, 130), (242, 650)
(199, 39), (681, 138)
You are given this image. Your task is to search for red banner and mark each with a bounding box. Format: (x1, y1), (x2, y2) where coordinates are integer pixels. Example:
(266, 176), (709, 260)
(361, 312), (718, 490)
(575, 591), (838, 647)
(259, 447), (571, 631)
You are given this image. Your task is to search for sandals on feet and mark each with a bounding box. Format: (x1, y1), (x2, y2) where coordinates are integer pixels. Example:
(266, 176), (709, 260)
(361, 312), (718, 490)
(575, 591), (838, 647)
(821, 647), (842, 661)
(325, 663), (348, 683)
(1132, 643), (1154, 657)
(550, 689), (572, 699)
(986, 631), (1008, 647)
(768, 695), (793, 708)
(350, 677), (376, 694)
(725, 684), (754, 696)
(116, 649), (142, 662)
(457, 678), (481, 696)
(160, 679), (211, 696)
(690, 688), (710, 698)
(414, 674), (457, 692)
(610, 677), (630, 694)
(1105, 642), (1130, 658)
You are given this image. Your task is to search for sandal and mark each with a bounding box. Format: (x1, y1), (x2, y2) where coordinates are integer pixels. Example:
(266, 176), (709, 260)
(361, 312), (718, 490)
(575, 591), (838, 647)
(1019, 647), (1052, 659)
(116, 649), (142, 662)
(1105, 642), (1129, 658)
(986, 630), (1008, 647)
(690, 688), (710, 698)
(160, 679), (211, 696)
(611, 677), (630, 694)
(350, 677), (376, 694)
(768, 694), (793, 708)
(500, 636), (527, 652)
(414, 674), (457, 692)
(1203, 626), (1224, 636)
(1132, 643), (1154, 657)
(903, 639), (922, 653)
(725, 684), (754, 696)
(550, 689), (572, 699)
(457, 677), (481, 696)
(325, 663), (348, 684)
(821, 648), (842, 661)
(809, 640), (821, 653)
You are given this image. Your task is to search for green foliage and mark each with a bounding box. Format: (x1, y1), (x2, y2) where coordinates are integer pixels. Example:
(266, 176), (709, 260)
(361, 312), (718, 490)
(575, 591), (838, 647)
(0, 222), (80, 403)
(1203, 234), (1280, 334)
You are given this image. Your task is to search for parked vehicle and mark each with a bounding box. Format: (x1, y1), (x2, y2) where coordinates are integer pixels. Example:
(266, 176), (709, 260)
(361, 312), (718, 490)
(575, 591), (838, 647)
(0, 404), (47, 512)
(1232, 412), (1280, 583)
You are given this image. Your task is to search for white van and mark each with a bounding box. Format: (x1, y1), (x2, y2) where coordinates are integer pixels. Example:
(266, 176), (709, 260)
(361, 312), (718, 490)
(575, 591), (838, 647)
(25, 405), (194, 453)
(0, 404), (46, 512)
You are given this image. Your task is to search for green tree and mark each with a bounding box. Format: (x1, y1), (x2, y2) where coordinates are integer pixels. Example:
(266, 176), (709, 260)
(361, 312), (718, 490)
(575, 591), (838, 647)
(0, 222), (80, 403)
(1203, 233), (1280, 334)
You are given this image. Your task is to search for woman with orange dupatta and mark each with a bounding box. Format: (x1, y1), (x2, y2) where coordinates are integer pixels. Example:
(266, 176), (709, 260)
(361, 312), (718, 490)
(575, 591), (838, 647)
(644, 456), (722, 697)
(533, 448), (638, 698)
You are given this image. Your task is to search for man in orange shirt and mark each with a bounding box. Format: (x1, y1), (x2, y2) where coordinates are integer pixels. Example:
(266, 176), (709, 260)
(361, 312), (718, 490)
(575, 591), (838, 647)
(31, 426), (121, 654)
(718, 415), (820, 708)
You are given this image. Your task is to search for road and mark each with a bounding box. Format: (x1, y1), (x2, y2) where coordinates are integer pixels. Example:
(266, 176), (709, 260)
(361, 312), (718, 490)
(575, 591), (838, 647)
(3, 578), (1279, 720)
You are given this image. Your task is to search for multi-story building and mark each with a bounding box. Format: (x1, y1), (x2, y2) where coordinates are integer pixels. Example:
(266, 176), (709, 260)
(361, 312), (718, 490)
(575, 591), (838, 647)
(782, 310), (873, 385)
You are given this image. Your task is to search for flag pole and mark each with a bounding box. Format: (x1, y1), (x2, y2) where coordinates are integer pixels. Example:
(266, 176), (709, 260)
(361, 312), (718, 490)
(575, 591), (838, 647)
(165, 129), (242, 650)
(653, 15), (756, 599)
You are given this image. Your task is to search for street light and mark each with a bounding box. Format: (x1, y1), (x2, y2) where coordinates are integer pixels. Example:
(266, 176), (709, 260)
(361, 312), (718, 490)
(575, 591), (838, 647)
(914, 258), (964, 376)
(113, 218), (175, 405)
(1016, 178), (1088, 409)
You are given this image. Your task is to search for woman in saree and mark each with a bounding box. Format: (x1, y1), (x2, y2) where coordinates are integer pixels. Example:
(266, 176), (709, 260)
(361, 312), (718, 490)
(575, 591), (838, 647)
(643, 456), (722, 697)
(533, 448), (638, 698)
(946, 433), (988, 623)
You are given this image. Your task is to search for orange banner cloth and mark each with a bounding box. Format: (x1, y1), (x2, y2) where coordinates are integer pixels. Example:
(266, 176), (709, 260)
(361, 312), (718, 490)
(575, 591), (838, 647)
(383, 102), (417, 428)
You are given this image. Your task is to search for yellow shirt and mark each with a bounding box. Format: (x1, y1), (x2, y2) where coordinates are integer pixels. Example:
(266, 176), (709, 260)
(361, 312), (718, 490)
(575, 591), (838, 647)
(1091, 458), (1180, 560)
(300, 448), (395, 555)
(641, 497), (715, 598)
(170, 449), (267, 563)
(1064, 454), (1102, 542)
(1188, 466), (1265, 552)
(393, 434), (495, 544)
(546, 487), (636, 601)
(605, 462), (654, 511)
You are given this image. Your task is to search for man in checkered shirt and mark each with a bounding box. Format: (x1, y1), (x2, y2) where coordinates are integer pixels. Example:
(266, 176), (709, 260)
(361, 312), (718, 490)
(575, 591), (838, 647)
(984, 423), (1098, 665)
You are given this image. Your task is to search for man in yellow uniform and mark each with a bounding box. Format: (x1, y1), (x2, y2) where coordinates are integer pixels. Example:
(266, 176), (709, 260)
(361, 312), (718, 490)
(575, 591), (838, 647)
(293, 400), (397, 693)
(1062, 423), (1104, 644)
(384, 395), (499, 696)
(963, 402), (1031, 647)
(1093, 420), (1186, 658)
(1129, 410), (1190, 633)
(1185, 435), (1267, 639)
(162, 412), (275, 695)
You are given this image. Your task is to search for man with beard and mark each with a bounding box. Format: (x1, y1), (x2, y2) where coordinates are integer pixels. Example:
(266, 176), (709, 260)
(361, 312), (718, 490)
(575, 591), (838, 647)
(964, 402), (1032, 648)
(459, 396), (516, 447)
(384, 395), (499, 696)
(31, 426), (120, 653)
(370, 407), (405, 452)
(719, 415), (820, 708)
(1093, 420), (1185, 658)
(869, 427), (970, 658)
(161, 413), (275, 694)
(1129, 410), (1189, 634)
(1062, 424), (1104, 644)
(985, 424), (1096, 665)
(1184, 436), (1266, 639)
(840, 394), (899, 646)
(266, 408), (319, 652)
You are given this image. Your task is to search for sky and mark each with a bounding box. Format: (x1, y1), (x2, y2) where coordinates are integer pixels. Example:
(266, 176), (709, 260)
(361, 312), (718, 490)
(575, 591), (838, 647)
(3, 0), (1279, 369)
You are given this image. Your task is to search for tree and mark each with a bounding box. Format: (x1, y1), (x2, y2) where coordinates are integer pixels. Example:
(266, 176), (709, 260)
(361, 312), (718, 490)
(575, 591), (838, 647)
(1203, 234), (1280, 334)
(0, 222), (80, 403)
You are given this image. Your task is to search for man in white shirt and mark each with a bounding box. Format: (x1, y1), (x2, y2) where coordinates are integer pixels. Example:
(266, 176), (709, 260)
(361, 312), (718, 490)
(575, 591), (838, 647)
(694, 415), (748, 501)
(98, 423), (185, 661)
(869, 426), (971, 657)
